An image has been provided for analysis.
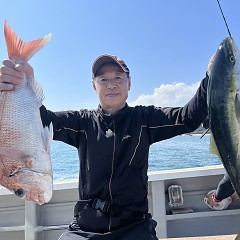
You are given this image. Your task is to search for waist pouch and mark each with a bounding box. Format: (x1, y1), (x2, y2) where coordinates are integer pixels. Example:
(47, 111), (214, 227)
(71, 199), (149, 233)
(72, 199), (115, 233)
(77, 203), (110, 233)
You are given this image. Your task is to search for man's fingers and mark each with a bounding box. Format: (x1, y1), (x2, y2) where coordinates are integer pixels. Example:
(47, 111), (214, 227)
(0, 59), (25, 85)
(2, 60), (34, 78)
(16, 62), (34, 77)
(0, 82), (14, 91)
(0, 60), (34, 89)
(231, 192), (240, 202)
(2, 59), (15, 69)
(0, 65), (24, 81)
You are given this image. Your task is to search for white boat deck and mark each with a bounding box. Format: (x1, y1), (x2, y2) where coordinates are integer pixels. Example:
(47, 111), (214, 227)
(162, 235), (237, 240)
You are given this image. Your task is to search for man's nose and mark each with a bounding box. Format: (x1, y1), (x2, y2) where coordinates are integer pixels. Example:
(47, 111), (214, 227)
(106, 81), (117, 88)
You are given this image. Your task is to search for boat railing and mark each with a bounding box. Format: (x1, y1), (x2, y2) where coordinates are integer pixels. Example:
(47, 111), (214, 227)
(1, 165), (240, 239)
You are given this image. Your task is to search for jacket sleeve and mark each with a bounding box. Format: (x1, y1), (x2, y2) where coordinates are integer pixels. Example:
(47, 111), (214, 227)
(177, 73), (208, 130)
(40, 105), (87, 148)
(147, 74), (208, 143)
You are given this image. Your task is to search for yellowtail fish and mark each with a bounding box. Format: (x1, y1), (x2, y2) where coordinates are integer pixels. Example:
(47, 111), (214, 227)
(0, 20), (53, 205)
(207, 37), (240, 239)
(208, 37), (240, 195)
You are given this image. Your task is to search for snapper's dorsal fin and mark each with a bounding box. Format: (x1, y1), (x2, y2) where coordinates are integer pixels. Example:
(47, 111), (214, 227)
(28, 77), (45, 107)
(4, 19), (52, 63)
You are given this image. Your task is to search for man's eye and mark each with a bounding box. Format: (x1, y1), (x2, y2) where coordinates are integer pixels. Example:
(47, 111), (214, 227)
(115, 76), (123, 81)
(100, 79), (107, 82)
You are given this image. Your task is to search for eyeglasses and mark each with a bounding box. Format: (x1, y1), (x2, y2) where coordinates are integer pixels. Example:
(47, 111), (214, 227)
(94, 76), (126, 86)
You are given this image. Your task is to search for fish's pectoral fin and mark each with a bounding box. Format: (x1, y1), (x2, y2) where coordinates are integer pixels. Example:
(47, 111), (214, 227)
(0, 148), (34, 167)
(210, 134), (222, 159)
(235, 93), (240, 123)
(41, 122), (53, 153)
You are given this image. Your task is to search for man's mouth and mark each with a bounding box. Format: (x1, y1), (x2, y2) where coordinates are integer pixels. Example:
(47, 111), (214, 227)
(106, 93), (119, 97)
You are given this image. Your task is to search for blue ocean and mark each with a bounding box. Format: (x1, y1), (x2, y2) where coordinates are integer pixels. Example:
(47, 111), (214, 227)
(51, 135), (221, 182)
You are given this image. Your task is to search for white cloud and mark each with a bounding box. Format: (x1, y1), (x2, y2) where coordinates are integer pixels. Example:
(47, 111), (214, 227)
(129, 82), (200, 107)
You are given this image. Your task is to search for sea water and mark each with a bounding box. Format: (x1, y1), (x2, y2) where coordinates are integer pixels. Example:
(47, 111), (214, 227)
(51, 135), (221, 182)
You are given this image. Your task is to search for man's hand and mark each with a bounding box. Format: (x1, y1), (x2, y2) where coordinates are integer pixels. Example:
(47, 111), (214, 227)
(0, 59), (34, 91)
(231, 191), (240, 202)
(206, 191), (220, 208)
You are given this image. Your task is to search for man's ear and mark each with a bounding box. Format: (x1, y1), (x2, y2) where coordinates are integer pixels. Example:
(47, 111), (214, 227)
(92, 80), (97, 91)
(128, 77), (131, 91)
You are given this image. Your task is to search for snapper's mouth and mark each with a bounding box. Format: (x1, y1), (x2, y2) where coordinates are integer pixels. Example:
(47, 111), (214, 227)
(26, 191), (46, 205)
(9, 167), (49, 177)
(8, 167), (25, 177)
(12, 184), (51, 205)
(6, 169), (53, 204)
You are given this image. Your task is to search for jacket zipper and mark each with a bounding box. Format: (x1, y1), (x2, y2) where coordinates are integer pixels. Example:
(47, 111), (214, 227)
(108, 120), (115, 231)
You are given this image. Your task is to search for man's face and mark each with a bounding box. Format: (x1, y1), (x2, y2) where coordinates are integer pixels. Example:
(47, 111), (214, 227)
(93, 63), (131, 112)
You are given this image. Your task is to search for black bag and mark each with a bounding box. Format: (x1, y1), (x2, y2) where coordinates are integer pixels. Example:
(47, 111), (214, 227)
(76, 203), (110, 233)
(69, 199), (120, 234)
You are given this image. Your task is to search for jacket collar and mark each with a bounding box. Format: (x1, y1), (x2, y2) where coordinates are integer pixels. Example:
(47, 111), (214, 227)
(97, 103), (129, 121)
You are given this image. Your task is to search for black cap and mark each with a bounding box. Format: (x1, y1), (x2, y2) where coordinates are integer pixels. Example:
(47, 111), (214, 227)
(92, 54), (130, 77)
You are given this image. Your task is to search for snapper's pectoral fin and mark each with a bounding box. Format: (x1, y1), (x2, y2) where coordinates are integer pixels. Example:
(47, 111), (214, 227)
(0, 148), (34, 167)
(210, 134), (222, 159)
(235, 93), (240, 123)
(41, 122), (53, 153)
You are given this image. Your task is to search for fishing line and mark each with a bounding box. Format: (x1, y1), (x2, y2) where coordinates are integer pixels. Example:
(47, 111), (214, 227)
(216, 0), (232, 38)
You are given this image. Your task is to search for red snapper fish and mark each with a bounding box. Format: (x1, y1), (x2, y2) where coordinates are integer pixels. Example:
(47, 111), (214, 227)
(0, 20), (53, 205)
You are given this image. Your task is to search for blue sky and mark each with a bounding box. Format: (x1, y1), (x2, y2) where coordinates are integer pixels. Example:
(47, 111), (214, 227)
(0, 1), (240, 111)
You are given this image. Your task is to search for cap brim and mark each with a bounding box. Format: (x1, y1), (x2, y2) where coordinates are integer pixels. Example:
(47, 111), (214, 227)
(92, 55), (128, 77)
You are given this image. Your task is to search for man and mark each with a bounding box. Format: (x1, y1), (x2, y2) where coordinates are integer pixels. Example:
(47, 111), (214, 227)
(0, 54), (209, 239)
(204, 173), (240, 210)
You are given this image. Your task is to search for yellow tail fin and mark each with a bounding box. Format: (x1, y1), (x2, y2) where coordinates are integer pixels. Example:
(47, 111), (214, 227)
(235, 233), (240, 240)
(4, 19), (52, 63)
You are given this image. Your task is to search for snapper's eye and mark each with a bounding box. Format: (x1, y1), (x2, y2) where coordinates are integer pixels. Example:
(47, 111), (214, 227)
(14, 189), (26, 198)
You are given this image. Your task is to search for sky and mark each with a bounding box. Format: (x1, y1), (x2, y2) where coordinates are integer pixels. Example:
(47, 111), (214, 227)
(0, 0), (240, 111)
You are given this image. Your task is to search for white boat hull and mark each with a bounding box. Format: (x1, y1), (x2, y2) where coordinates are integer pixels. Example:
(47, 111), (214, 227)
(0, 165), (239, 239)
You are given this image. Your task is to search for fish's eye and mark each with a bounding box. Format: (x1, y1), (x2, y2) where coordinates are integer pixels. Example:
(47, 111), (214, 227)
(230, 55), (235, 63)
(14, 189), (26, 198)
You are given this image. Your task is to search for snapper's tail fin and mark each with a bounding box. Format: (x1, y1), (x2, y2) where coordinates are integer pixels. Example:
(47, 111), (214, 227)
(4, 19), (52, 63)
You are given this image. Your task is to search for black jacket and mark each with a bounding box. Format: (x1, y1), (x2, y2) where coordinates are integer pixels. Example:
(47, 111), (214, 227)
(40, 75), (208, 217)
